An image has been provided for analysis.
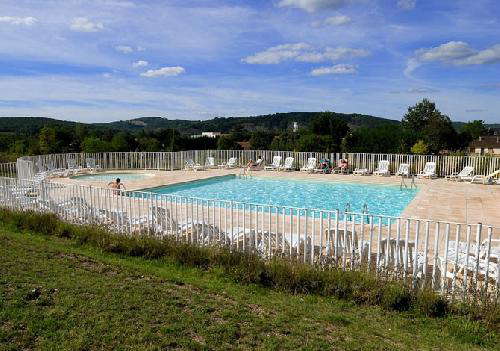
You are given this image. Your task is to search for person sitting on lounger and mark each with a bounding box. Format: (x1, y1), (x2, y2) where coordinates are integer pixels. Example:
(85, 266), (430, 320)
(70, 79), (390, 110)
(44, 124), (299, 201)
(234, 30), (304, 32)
(246, 157), (262, 170)
(340, 159), (348, 174)
(108, 178), (126, 194)
(318, 159), (331, 173)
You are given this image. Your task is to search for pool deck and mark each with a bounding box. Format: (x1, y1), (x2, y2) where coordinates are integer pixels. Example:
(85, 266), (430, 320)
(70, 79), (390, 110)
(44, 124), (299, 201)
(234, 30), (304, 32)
(51, 168), (500, 227)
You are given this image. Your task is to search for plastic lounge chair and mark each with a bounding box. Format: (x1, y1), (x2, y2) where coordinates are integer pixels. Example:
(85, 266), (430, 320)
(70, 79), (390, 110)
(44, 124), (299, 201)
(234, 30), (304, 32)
(445, 166), (474, 182)
(352, 168), (369, 175)
(373, 160), (390, 176)
(205, 157), (216, 169)
(470, 169), (500, 185)
(85, 158), (102, 172)
(300, 158), (316, 173)
(66, 159), (84, 176)
(416, 162), (436, 179)
(395, 164), (410, 177)
(46, 163), (66, 177)
(185, 159), (195, 170)
(218, 157), (238, 169)
(264, 156), (282, 171)
(280, 157), (294, 171)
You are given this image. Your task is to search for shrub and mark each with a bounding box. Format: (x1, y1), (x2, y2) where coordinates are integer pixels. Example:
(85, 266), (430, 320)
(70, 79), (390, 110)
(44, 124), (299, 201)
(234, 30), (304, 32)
(381, 284), (412, 312)
(415, 289), (448, 317)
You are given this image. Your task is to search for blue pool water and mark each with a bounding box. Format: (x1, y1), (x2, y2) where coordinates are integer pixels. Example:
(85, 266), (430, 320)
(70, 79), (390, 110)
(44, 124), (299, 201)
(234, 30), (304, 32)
(72, 172), (151, 182)
(142, 176), (418, 217)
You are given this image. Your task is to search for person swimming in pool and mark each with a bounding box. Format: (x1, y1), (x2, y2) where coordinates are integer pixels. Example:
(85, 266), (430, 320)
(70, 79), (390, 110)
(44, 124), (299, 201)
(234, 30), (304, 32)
(108, 178), (126, 194)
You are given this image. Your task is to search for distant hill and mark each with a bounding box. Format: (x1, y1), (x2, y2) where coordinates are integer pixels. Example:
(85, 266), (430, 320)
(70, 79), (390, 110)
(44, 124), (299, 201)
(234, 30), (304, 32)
(1, 113), (496, 135)
(96, 112), (401, 134)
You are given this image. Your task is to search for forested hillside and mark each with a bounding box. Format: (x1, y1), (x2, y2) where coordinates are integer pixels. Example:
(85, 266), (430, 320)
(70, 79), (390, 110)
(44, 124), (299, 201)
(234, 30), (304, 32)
(0, 112), (399, 135)
(0, 101), (495, 162)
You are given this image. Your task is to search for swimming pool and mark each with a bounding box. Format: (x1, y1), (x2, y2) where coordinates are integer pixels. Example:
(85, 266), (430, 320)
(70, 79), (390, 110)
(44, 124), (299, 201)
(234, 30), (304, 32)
(71, 172), (152, 182)
(142, 176), (418, 217)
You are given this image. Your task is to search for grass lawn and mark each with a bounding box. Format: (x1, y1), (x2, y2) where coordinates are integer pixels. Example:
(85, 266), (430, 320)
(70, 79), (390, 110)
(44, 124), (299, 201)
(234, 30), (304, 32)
(1, 226), (498, 350)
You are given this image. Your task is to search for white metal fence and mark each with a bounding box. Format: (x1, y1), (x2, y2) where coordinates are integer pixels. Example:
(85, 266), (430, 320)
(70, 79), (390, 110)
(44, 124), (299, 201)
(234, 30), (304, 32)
(1, 176), (498, 299)
(0, 162), (16, 178)
(15, 150), (500, 180)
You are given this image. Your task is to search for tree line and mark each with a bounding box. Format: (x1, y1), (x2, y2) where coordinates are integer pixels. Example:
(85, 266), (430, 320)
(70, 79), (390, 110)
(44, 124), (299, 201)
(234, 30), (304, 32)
(0, 99), (491, 162)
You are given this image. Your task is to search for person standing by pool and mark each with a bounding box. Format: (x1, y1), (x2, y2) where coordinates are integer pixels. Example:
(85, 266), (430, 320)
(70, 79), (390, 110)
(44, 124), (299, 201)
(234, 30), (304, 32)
(108, 178), (126, 194)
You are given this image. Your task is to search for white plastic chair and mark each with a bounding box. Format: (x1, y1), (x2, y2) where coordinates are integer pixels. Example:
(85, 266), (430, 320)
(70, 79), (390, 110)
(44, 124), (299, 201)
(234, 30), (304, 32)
(417, 162), (436, 179)
(300, 158), (316, 173)
(265, 156), (282, 171)
(373, 160), (390, 176)
(445, 166), (474, 182)
(395, 164), (410, 177)
(280, 157), (294, 171)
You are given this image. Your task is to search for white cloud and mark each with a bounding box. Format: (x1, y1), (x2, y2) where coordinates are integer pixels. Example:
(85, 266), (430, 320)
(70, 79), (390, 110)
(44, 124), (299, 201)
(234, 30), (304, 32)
(419, 41), (474, 62)
(277, 0), (352, 13)
(242, 43), (311, 64)
(459, 44), (500, 65)
(70, 17), (104, 32)
(311, 64), (357, 75)
(389, 87), (439, 94)
(242, 43), (369, 64)
(405, 41), (500, 75)
(323, 15), (351, 25)
(313, 15), (351, 27)
(140, 66), (185, 77)
(297, 47), (369, 62)
(397, 0), (416, 10)
(0, 16), (37, 25)
(132, 60), (148, 67)
(115, 45), (134, 53)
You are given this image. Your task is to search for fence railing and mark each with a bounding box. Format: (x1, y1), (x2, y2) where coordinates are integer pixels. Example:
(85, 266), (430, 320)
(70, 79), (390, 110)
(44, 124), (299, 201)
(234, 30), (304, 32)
(0, 162), (16, 178)
(14, 151), (500, 181)
(1, 176), (498, 299)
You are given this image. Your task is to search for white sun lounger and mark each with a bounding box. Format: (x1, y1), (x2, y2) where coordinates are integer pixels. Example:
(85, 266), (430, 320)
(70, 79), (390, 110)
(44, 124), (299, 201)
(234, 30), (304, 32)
(280, 157), (294, 171)
(417, 162), (436, 179)
(395, 164), (410, 177)
(185, 159), (205, 171)
(470, 169), (500, 185)
(300, 158), (316, 173)
(218, 157), (238, 168)
(205, 157), (216, 169)
(66, 158), (84, 176)
(352, 168), (369, 175)
(264, 156), (282, 171)
(373, 160), (390, 176)
(85, 158), (102, 172)
(445, 166), (474, 181)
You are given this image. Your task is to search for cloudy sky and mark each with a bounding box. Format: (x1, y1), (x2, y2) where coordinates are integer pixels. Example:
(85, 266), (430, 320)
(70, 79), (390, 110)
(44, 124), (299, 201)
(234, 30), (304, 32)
(1, 0), (499, 123)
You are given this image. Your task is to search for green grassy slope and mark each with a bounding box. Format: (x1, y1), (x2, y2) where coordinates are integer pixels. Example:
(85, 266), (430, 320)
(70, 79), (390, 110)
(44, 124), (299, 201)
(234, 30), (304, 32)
(1, 227), (498, 350)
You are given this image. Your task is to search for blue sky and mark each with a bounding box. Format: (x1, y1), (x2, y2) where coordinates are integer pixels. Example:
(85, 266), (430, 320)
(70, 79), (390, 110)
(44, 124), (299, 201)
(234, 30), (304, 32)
(0, 0), (499, 123)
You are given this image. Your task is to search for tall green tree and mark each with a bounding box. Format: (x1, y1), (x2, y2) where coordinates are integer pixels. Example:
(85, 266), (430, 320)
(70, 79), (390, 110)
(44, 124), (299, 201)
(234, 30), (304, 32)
(462, 120), (487, 139)
(111, 132), (134, 152)
(38, 126), (58, 154)
(401, 99), (457, 153)
(81, 137), (112, 153)
(249, 130), (275, 150)
(310, 111), (349, 145)
(217, 135), (242, 150)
